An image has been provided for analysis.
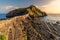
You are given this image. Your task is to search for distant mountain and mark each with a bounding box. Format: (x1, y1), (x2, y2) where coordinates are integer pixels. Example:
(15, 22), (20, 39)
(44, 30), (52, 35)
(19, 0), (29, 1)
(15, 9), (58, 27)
(6, 5), (47, 18)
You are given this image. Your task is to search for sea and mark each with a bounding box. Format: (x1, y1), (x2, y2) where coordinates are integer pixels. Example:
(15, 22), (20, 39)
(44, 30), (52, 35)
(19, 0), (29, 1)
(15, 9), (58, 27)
(40, 14), (60, 23)
(0, 14), (60, 23)
(0, 14), (6, 19)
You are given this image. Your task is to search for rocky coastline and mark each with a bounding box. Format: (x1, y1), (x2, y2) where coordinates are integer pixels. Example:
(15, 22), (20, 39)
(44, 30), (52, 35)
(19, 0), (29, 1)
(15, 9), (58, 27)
(0, 5), (60, 40)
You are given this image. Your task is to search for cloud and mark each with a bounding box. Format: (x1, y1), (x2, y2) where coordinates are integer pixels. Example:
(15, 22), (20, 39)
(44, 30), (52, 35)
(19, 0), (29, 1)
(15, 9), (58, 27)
(0, 5), (19, 13)
(39, 0), (60, 13)
(0, 0), (53, 13)
(33, 0), (52, 6)
(4, 6), (19, 11)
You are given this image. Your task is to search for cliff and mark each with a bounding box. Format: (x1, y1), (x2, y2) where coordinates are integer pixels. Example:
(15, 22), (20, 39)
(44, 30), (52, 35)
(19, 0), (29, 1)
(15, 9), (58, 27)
(6, 5), (47, 18)
(0, 5), (60, 40)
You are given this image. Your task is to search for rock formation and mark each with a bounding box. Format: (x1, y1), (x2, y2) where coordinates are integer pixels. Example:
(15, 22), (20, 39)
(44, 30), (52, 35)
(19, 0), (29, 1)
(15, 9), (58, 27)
(6, 5), (47, 18)
(0, 5), (60, 40)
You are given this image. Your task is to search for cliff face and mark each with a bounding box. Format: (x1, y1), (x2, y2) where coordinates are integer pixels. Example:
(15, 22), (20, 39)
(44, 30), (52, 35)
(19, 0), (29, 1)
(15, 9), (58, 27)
(0, 5), (60, 40)
(6, 5), (47, 18)
(0, 14), (60, 40)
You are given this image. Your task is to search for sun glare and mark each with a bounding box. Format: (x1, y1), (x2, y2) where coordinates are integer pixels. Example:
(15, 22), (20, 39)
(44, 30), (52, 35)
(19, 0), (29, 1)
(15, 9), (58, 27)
(41, 0), (60, 14)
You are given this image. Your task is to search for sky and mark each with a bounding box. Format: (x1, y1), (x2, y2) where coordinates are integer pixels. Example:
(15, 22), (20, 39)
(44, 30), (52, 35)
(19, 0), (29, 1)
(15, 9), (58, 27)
(40, 0), (60, 14)
(0, 0), (60, 14)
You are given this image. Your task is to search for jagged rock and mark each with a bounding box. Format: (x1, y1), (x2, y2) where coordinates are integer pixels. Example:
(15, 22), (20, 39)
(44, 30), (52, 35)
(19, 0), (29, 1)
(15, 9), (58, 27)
(0, 13), (60, 40)
(6, 5), (47, 18)
(0, 5), (60, 40)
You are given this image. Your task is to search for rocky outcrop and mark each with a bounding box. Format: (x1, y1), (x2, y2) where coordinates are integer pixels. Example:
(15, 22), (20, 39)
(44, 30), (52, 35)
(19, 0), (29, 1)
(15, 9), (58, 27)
(0, 5), (60, 40)
(6, 5), (47, 18)
(0, 12), (60, 40)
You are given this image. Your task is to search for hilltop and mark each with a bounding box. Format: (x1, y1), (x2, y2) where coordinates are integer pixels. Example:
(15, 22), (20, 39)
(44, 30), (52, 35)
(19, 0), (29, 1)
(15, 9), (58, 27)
(0, 5), (60, 40)
(6, 5), (47, 18)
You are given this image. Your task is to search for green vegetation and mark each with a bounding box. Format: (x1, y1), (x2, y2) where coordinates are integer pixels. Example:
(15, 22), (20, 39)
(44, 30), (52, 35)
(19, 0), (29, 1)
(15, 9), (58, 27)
(0, 34), (6, 40)
(22, 31), (27, 40)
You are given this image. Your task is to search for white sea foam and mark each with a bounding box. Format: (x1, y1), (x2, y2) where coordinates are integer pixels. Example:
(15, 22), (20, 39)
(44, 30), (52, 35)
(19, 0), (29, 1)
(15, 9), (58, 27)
(40, 14), (60, 23)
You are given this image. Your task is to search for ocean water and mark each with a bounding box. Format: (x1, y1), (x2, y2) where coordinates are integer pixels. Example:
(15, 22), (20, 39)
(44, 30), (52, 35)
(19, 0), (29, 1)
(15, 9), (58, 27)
(40, 14), (60, 23)
(0, 14), (6, 19)
(0, 14), (60, 23)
